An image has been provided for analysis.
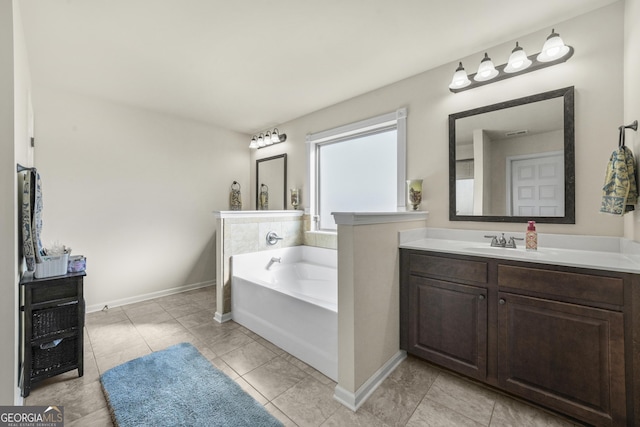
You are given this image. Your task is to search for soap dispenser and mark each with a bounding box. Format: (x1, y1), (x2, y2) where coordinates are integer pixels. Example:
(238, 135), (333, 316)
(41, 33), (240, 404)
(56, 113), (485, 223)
(526, 221), (537, 251)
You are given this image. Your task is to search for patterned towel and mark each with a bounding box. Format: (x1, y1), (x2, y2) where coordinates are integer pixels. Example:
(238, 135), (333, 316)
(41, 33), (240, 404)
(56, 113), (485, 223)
(21, 170), (43, 271)
(600, 146), (638, 215)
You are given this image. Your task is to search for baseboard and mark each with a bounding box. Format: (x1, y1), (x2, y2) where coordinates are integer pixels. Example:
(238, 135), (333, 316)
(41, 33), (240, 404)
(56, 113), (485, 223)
(333, 350), (406, 411)
(14, 387), (23, 406)
(214, 311), (233, 323)
(85, 280), (215, 313)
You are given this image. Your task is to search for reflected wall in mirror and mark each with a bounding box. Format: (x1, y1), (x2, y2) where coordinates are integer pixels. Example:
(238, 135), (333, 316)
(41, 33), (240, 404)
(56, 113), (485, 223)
(256, 154), (287, 210)
(449, 86), (574, 223)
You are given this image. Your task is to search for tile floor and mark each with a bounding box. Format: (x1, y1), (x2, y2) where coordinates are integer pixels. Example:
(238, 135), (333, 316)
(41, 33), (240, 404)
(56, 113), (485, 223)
(25, 286), (584, 426)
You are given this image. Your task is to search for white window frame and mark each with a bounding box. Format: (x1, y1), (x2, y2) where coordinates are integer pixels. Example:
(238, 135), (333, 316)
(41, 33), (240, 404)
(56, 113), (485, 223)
(306, 108), (407, 232)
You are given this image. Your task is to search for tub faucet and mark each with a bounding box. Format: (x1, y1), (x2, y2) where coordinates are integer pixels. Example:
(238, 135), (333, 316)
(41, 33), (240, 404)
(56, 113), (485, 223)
(266, 257), (281, 270)
(266, 231), (284, 246)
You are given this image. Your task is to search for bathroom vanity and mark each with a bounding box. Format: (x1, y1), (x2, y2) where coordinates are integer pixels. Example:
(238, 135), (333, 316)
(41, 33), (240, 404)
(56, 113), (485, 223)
(400, 234), (640, 426)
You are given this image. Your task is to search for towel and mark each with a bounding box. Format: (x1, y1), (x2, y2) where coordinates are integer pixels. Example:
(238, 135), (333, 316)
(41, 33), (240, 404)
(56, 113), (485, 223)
(21, 170), (44, 271)
(600, 146), (638, 215)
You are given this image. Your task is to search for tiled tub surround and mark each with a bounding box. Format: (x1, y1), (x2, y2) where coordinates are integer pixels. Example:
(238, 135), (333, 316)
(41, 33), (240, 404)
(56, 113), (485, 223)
(25, 286), (583, 426)
(302, 214), (338, 249)
(214, 211), (304, 320)
(232, 246), (338, 381)
(399, 227), (640, 425)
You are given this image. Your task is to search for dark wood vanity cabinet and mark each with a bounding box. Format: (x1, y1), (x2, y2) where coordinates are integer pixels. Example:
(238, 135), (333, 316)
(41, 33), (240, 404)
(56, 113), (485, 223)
(400, 249), (638, 426)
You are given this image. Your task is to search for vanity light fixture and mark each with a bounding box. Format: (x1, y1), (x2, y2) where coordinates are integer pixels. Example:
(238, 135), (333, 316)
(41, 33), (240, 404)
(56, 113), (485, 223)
(249, 128), (287, 149)
(449, 29), (573, 93)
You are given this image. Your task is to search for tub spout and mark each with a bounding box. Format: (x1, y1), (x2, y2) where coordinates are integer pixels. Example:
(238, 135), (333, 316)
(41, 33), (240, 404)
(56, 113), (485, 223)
(266, 257), (281, 270)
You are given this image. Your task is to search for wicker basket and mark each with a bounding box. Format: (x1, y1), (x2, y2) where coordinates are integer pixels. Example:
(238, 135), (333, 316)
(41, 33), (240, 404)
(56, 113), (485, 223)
(32, 305), (79, 340)
(31, 337), (77, 377)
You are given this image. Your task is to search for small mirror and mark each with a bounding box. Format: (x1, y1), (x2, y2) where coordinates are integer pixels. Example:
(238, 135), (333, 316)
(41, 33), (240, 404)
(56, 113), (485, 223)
(449, 87), (575, 223)
(256, 154), (287, 210)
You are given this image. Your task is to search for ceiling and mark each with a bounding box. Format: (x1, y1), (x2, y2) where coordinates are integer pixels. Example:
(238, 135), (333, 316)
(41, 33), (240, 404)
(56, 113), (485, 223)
(18, 0), (617, 135)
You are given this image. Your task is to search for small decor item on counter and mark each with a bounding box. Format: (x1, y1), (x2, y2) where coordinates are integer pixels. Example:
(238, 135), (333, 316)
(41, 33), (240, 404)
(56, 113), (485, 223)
(259, 183), (269, 210)
(230, 181), (242, 211)
(526, 220), (538, 251)
(68, 255), (86, 273)
(406, 179), (423, 211)
(35, 241), (71, 279)
(290, 188), (300, 210)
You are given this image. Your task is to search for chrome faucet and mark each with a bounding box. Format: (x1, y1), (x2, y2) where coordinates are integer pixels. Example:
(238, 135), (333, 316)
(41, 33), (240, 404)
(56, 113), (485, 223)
(266, 231), (284, 246)
(266, 257), (281, 270)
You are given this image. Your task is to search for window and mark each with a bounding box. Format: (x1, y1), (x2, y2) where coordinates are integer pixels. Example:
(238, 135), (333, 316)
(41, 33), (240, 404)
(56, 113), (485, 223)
(307, 109), (407, 231)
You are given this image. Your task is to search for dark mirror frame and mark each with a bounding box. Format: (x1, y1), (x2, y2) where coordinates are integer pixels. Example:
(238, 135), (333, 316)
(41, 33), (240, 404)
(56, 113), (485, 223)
(449, 86), (575, 223)
(256, 154), (288, 210)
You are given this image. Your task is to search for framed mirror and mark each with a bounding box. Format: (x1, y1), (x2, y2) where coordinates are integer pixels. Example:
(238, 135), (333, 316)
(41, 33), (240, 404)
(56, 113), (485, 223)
(449, 86), (575, 223)
(256, 154), (287, 210)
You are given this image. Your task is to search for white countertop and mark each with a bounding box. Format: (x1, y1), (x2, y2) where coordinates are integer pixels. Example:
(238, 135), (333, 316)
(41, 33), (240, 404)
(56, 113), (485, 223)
(399, 228), (640, 274)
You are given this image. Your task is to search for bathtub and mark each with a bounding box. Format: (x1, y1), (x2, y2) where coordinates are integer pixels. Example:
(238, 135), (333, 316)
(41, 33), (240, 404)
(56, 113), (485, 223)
(231, 246), (337, 381)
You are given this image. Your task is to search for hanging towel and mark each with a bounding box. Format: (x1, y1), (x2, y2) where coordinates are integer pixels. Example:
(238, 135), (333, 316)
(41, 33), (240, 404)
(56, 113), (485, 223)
(600, 146), (638, 215)
(21, 170), (44, 271)
(32, 170), (44, 263)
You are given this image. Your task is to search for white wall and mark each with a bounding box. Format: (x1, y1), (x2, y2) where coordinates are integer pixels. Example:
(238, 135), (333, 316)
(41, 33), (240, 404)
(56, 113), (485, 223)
(1, 0), (33, 405)
(0, 0), (16, 406)
(278, 2), (624, 237)
(33, 87), (250, 309)
(625, 0), (640, 240)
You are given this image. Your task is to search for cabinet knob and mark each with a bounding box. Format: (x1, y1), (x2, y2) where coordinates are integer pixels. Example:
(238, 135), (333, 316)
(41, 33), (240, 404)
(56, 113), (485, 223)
(478, 295), (485, 301)
(499, 298), (506, 305)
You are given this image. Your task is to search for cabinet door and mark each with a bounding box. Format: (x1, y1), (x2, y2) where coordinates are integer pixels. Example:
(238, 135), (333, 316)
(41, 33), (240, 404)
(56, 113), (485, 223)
(408, 276), (487, 381)
(497, 292), (626, 426)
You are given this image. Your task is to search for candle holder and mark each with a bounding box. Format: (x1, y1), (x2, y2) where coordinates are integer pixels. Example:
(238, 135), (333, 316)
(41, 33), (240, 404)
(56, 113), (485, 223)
(230, 181), (242, 211)
(406, 179), (423, 211)
(290, 189), (300, 210)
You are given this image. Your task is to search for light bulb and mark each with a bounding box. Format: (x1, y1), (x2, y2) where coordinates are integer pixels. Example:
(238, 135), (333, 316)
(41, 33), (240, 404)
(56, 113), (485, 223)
(448, 62), (471, 89)
(474, 53), (498, 82)
(271, 129), (280, 143)
(505, 42), (532, 73)
(537, 29), (570, 62)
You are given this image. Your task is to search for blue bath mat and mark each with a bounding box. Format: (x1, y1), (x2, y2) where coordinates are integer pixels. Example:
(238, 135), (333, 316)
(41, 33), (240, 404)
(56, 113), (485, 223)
(100, 342), (282, 427)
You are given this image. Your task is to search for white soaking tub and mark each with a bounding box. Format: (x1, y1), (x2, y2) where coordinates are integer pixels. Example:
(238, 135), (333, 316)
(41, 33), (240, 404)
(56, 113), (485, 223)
(231, 245), (337, 380)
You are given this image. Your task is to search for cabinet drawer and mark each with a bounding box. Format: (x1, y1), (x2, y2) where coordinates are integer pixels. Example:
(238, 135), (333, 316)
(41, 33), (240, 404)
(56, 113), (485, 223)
(31, 336), (78, 378)
(31, 279), (79, 304)
(497, 265), (623, 308)
(409, 253), (488, 284)
(32, 303), (79, 340)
